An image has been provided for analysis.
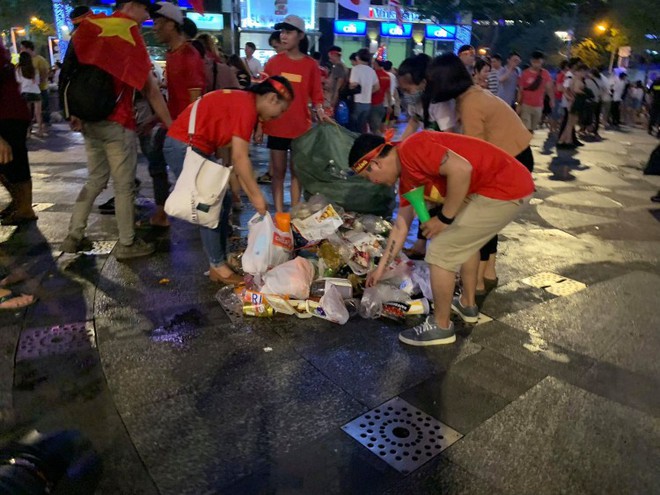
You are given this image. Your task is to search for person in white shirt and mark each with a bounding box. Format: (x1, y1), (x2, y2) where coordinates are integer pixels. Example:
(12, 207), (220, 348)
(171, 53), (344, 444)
(599, 70), (613, 127)
(15, 52), (44, 136)
(610, 72), (627, 126)
(242, 42), (262, 79)
(349, 48), (379, 133)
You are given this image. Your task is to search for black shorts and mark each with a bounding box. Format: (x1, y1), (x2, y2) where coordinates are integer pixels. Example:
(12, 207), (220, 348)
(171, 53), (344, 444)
(267, 136), (293, 151)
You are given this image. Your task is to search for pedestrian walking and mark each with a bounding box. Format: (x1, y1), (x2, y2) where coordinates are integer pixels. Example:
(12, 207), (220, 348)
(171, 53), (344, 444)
(497, 52), (521, 107)
(369, 57), (392, 135)
(242, 42), (263, 79)
(516, 51), (554, 133)
(611, 72), (628, 127)
(349, 48), (379, 133)
(259, 15), (329, 213)
(15, 52), (45, 138)
(487, 54), (502, 94)
(473, 57), (491, 90)
(19, 41), (50, 129)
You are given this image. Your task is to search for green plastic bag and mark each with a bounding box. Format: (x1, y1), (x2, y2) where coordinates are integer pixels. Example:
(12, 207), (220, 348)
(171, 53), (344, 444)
(292, 123), (396, 216)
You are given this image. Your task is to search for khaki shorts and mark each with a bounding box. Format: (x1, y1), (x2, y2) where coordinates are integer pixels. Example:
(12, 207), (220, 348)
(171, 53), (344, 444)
(519, 104), (543, 131)
(425, 194), (531, 272)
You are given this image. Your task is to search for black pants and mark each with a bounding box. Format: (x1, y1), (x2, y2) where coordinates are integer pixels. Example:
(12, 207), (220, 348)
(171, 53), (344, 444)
(649, 105), (660, 134)
(558, 108), (578, 143)
(611, 101), (621, 126)
(0, 120), (31, 183)
(593, 101), (602, 134)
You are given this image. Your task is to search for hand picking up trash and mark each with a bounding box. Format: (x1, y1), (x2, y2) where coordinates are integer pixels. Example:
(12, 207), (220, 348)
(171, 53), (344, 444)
(216, 193), (432, 326)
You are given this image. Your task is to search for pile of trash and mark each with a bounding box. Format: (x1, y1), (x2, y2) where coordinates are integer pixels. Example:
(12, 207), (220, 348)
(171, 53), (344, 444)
(217, 194), (433, 325)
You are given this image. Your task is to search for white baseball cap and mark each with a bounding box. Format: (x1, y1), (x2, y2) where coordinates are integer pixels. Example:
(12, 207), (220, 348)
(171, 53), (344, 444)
(150, 1), (184, 25)
(274, 15), (305, 34)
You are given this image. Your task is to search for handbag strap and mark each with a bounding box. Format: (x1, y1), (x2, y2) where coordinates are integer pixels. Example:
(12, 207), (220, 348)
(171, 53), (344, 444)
(188, 97), (202, 146)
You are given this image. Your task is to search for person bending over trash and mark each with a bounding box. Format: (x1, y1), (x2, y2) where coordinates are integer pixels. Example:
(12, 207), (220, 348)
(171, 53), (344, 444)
(348, 130), (534, 346)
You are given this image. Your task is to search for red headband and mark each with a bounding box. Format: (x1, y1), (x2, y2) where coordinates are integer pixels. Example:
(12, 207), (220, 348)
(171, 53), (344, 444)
(329, 50), (341, 56)
(268, 77), (293, 101)
(351, 128), (396, 174)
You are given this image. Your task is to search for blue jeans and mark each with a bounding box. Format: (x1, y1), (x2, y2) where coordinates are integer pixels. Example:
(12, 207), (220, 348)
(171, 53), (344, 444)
(163, 136), (232, 267)
(350, 102), (371, 133)
(139, 127), (169, 206)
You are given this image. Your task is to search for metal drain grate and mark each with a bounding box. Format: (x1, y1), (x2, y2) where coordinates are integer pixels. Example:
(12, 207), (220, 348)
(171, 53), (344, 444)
(16, 322), (96, 362)
(521, 272), (586, 297)
(342, 397), (462, 474)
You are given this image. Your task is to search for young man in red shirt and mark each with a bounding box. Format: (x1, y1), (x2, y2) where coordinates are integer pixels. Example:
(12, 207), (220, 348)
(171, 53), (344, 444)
(61, 0), (172, 259)
(350, 131), (534, 346)
(516, 50), (554, 132)
(149, 1), (205, 227)
(368, 57), (392, 136)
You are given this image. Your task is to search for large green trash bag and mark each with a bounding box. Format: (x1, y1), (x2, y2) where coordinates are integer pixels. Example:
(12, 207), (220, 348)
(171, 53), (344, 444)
(291, 123), (396, 216)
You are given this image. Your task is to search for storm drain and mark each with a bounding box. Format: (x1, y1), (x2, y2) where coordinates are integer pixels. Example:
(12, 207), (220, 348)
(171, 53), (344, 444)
(342, 397), (462, 474)
(16, 322), (96, 362)
(522, 272), (586, 297)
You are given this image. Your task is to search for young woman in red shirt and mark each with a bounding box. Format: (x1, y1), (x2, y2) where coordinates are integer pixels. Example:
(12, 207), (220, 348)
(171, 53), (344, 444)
(257, 15), (331, 212)
(164, 76), (294, 284)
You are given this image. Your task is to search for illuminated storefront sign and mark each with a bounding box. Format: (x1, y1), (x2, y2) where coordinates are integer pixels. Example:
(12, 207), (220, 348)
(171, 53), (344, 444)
(240, 0), (315, 30)
(363, 6), (430, 24)
(425, 24), (456, 40)
(334, 20), (367, 36)
(380, 23), (412, 38)
(187, 12), (224, 30)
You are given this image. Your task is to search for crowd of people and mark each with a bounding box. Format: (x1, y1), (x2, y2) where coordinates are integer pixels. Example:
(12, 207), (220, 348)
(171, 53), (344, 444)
(1, 0), (659, 336)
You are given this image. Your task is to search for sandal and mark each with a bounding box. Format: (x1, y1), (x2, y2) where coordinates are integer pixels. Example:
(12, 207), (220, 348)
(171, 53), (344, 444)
(135, 219), (170, 231)
(209, 267), (244, 285)
(0, 290), (37, 311)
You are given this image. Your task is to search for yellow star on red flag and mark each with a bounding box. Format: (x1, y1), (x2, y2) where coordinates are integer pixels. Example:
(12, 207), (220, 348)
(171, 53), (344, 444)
(87, 16), (138, 46)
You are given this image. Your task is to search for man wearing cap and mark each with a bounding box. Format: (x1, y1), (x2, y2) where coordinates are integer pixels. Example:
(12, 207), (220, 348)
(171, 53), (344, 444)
(327, 46), (347, 112)
(60, 0), (172, 259)
(150, 1), (205, 228)
(349, 130), (534, 346)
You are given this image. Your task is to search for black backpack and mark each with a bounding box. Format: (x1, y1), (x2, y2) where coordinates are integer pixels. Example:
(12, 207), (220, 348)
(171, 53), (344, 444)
(59, 41), (120, 122)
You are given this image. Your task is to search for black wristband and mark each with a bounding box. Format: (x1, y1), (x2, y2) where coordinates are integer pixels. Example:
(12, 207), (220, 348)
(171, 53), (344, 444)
(436, 209), (454, 225)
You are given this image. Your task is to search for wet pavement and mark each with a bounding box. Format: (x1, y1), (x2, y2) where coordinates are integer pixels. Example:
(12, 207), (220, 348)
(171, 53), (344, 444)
(1, 124), (659, 494)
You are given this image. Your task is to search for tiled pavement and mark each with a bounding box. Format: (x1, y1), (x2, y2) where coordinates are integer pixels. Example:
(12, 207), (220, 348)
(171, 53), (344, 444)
(0, 124), (659, 494)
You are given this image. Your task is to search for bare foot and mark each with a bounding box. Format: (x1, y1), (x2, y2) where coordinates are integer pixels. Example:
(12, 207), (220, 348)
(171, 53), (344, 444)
(0, 289), (36, 310)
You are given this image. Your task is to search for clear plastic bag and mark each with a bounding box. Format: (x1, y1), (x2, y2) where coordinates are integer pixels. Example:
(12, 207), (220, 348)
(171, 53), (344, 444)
(242, 213), (274, 276)
(359, 284), (410, 319)
(261, 257), (315, 300)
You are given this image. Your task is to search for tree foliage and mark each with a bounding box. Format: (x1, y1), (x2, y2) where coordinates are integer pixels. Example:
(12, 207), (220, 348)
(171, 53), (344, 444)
(571, 38), (606, 68)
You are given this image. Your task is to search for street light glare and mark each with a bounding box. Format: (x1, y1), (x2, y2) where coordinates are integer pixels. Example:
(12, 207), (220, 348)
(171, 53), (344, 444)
(31, 16), (39, 22)
(596, 24), (607, 32)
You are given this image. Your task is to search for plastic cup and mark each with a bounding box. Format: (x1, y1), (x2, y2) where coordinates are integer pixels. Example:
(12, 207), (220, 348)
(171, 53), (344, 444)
(402, 186), (431, 223)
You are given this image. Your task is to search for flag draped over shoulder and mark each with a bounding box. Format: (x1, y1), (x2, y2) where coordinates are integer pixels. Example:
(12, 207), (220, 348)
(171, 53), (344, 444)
(72, 13), (151, 90)
(189, 0), (205, 14)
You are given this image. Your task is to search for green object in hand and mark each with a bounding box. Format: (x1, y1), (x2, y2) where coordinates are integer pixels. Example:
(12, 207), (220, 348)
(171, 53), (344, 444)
(402, 186), (430, 223)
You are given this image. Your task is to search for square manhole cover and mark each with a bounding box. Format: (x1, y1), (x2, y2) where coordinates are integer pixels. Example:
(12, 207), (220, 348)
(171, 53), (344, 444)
(82, 240), (117, 255)
(16, 322), (96, 362)
(521, 272), (586, 297)
(342, 397), (462, 474)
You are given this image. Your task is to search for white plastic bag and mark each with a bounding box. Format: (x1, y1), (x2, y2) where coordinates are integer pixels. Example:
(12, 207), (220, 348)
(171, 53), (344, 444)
(310, 285), (349, 325)
(242, 213), (274, 276)
(261, 257), (315, 299)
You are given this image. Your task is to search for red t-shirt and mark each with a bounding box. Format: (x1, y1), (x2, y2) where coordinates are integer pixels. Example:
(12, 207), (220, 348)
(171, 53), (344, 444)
(166, 42), (206, 120)
(398, 131), (534, 207)
(167, 90), (257, 155)
(554, 71), (566, 100)
(371, 68), (391, 105)
(262, 53), (324, 139)
(518, 68), (552, 108)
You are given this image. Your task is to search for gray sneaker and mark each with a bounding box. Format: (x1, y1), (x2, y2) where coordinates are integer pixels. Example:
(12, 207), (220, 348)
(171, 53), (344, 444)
(399, 317), (456, 346)
(61, 235), (94, 253)
(114, 238), (155, 260)
(451, 296), (479, 324)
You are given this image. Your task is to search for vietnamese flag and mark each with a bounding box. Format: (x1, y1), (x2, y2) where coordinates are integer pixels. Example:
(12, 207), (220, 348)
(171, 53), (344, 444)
(189, 0), (205, 14)
(72, 13), (151, 90)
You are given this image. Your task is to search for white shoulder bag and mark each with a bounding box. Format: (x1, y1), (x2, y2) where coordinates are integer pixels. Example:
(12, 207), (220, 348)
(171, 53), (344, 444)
(164, 97), (233, 229)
